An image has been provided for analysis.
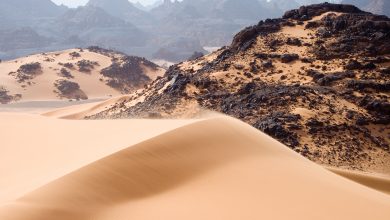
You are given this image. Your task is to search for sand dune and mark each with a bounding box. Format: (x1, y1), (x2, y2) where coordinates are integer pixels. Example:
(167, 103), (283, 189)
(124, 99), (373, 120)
(0, 115), (389, 220)
(329, 167), (390, 195)
(42, 95), (132, 119)
(0, 49), (120, 101)
(0, 48), (164, 103)
(0, 113), (195, 205)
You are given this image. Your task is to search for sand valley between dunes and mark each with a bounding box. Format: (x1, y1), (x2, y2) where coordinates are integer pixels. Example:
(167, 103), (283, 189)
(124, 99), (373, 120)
(0, 100), (389, 220)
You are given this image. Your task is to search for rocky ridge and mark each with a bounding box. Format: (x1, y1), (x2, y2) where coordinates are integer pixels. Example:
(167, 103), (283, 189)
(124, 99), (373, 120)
(89, 3), (390, 173)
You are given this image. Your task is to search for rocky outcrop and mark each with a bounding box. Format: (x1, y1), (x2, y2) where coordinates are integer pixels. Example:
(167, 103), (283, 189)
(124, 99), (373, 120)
(89, 3), (390, 173)
(283, 3), (366, 20)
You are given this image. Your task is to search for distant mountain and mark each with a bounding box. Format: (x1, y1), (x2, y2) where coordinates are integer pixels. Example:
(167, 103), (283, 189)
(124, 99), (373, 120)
(86, 0), (153, 25)
(1, 0), (387, 63)
(57, 6), (128, 30)
(146, 0), (164, 10)
(54, 6), (149, 49)
(133, 1), (163, 11)
(0, 0), (67, 27)
(150, 0), (181, 20)
(152, 38), (207, 62)
(264, 0), (300, 12)
(0, 27), (51, 52)
(149, 0), (277, 49)
(342, 0), (390, 16)
(211, 0), (274, 22)
(134, 2), (149, 11)
(152, 0), (276, 21)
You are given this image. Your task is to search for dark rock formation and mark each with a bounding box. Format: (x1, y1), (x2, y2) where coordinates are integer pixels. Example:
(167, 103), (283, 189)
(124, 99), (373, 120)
(88, 3), (390, 172)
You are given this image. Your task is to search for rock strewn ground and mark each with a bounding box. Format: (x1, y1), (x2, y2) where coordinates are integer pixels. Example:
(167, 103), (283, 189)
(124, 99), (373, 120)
(89, 3), (390, 174)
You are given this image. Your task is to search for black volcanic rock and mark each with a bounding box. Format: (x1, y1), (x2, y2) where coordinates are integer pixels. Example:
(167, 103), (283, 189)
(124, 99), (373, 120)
(283, 3), (366, 20)
(231, 19), (281, 51)
(281, 54), (299, 63)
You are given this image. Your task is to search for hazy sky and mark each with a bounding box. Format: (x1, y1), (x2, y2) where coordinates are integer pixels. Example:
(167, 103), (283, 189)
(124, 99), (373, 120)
(51, 0), (162, 8)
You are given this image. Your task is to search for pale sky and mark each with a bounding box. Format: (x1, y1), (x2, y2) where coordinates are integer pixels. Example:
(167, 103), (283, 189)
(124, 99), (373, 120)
(51, 0), (162, 8)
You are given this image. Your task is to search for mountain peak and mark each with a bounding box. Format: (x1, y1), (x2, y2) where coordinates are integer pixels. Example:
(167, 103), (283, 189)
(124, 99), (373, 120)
(86, 0), (152, 25)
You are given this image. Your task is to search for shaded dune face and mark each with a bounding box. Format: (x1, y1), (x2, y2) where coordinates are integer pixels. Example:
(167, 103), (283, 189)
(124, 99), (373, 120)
(0, 117), (389, 220)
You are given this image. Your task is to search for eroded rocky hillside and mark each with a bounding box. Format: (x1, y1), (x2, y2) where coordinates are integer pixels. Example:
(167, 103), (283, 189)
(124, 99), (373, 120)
(90, 3), (390, 173)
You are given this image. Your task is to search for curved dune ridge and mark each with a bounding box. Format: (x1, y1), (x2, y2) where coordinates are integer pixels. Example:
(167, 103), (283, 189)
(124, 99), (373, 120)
(0, 116), (389, 220)
(42, 95), (132, 119)
(0, 113), (196, 205)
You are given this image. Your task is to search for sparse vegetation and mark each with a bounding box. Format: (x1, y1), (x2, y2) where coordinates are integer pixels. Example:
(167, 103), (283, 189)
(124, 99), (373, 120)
(101, 56), (154, 93)
(77, 60), (99, 73)
(69, 51), (81, 58)
(0, 86), (21, 104)
(54, 79), (87, 100)
(58, 68), (74, 79)
(87, 46), (125, 58)
(59, 62), (75, 69)
(44, 57), (54, 62)
(18, 62), (42, 75)
(11, 62), (42, 83)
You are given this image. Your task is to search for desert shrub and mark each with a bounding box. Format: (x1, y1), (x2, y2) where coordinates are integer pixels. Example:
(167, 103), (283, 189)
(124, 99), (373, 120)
(0, 86), (21, 104)
(12, 62), (42, 82)
(69, 51), (81, 58)
(58, 68), (73, 79)
(77, 60), (99, 73)
(87, 46), (126, 58)
(54, 80), (79, 94)
(18, 62), (41, 75)
(54, 79), (87, 100)
(0, 87), (11, 104)
(44, 57), (54, 62)
(59, 62), (74, 69)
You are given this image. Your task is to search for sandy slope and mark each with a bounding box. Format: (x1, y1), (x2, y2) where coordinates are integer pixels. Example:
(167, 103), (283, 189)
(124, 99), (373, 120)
(0, 115), (389, 220)
(42, 95), (133, 119)
(329, 167), (390, 195)
(0, 113), (195, 204)
(0, 49), (120, 101)
(0, 49), (165, 103)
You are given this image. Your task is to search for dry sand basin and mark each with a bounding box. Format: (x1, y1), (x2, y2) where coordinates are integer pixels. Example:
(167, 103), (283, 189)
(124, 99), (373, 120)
(0, 112), (389, 219)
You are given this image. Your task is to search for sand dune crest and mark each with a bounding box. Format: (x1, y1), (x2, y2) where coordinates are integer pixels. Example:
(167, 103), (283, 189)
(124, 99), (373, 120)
(0, 117), (389, 220)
